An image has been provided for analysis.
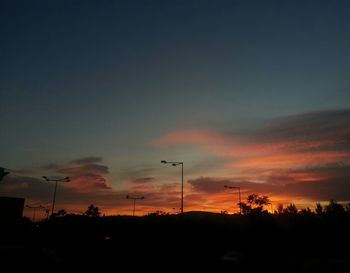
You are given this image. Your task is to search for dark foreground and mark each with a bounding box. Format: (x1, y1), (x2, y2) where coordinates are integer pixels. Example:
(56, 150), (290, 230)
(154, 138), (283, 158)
(1, 212), (350, 273)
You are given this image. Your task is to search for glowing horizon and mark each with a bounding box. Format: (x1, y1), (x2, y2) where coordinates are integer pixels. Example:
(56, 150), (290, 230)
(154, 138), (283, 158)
(1, 1), (350, 219)
(3, 109), (349, 219)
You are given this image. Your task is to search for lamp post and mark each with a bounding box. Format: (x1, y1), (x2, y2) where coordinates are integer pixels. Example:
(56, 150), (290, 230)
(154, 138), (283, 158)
(224, 185), (242, 214)
(161, 160), (184, 214)
(42, 176), (70, 216)
(26, 205), (45, 222)
(126, 195), (144, 216)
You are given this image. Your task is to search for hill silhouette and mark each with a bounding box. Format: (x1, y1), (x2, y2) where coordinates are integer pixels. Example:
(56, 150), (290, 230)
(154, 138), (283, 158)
(1, 206), (350, 273)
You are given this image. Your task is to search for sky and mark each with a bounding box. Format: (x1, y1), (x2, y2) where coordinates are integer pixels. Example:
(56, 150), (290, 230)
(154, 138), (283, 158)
(1, 0), (350, 218)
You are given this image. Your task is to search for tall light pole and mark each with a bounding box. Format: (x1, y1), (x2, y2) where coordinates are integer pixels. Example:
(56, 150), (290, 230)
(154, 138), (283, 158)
(161, 160), (184, 214)
(26, 205), (45, 222)
(126, 195), (144, 216)
(224, 185), (242, 215)
(42, 176), (70, 216)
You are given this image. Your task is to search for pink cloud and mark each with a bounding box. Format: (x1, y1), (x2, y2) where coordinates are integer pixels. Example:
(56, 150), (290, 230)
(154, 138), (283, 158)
(5, 110), (350, 216)
(155, 130), (232, 146)
(154, 110), (350, 206)
(155, 110), (350, 172)
(58, 163), (111, 192)
(233, 150), (350, 170)
(155, 130), (241, 154)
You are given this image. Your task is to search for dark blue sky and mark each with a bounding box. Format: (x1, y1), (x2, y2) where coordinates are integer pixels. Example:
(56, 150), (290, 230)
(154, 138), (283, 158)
(1, 0), (350, 213)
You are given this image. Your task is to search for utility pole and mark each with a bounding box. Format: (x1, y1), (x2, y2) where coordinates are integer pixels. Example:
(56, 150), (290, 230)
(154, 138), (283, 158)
(42, 176), (70, 216)
(161, 160), (184, 214)
(126, 195), (144, 216)
(224, 185), (242, 214)
(26, 205), (45, 222)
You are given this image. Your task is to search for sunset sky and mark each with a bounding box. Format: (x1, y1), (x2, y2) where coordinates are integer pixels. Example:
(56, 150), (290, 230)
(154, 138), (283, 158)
(1, 0), (350, 218)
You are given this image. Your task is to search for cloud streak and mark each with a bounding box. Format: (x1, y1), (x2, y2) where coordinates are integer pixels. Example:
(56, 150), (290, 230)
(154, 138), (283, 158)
(58, 163), (111, 191)
(156, 109), (350, 204)
(70, 156), (103, 165)
(130, 177), (155, 184)
(3, 110), (350, 216)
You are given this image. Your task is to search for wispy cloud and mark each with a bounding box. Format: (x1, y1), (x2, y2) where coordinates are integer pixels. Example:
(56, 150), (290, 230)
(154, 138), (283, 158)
(188, 166), (350, 202)
(38, 157), (111, 192)
(3, 110), (350, 216)
(40, 163), (62, 170)
(58, 163), (111, 191)
(70, 156), (103, 165)
(130, 177), (155, 184)
(156, 109), (350, 204)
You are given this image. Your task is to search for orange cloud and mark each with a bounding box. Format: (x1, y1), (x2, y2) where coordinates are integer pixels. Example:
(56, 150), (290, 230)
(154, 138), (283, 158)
(156, 130), (232, 146)
(58, 163), (111, 192)
(6, 110), (350, 217)
(153, 110), (350, 208)
(233, 150), (350, 170)
(155, 130), (241, 157)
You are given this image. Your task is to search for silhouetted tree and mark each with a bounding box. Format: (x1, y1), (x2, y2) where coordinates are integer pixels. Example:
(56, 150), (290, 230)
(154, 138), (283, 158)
(56, 209), (67, 217)
(45, 209), (50, 219)
(239, 202), (253, 215)
(0, 167), (10, 181)
(315, 203), (323, 215)
(283, 203), (298, 214)
(277, 204), (284, 214)
(247, 193), (270, 207)
(239, 193), (270, 215)
(299, 207), (312, 216)
(325, 199), (344, 215)
(85, 204), (101, 217)
(345, 203), (350, 213)
(147, 210), (169, 216)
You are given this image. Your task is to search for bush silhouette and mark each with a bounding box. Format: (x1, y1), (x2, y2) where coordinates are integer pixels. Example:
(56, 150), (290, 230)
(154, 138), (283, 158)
(325, 199), (345, 215)
(283, 203), (298, 214)
(85, 204), (101, 217)
(238, 193), (270, 215)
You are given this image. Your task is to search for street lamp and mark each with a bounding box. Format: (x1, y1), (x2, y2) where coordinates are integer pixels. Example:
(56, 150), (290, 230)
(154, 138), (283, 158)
(26, 205), (45, 222)
(224, 185), (242, 215)
(42, 176), (70, 216)
(161, 160), (184, 214)
(126, 195), (144, 216)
